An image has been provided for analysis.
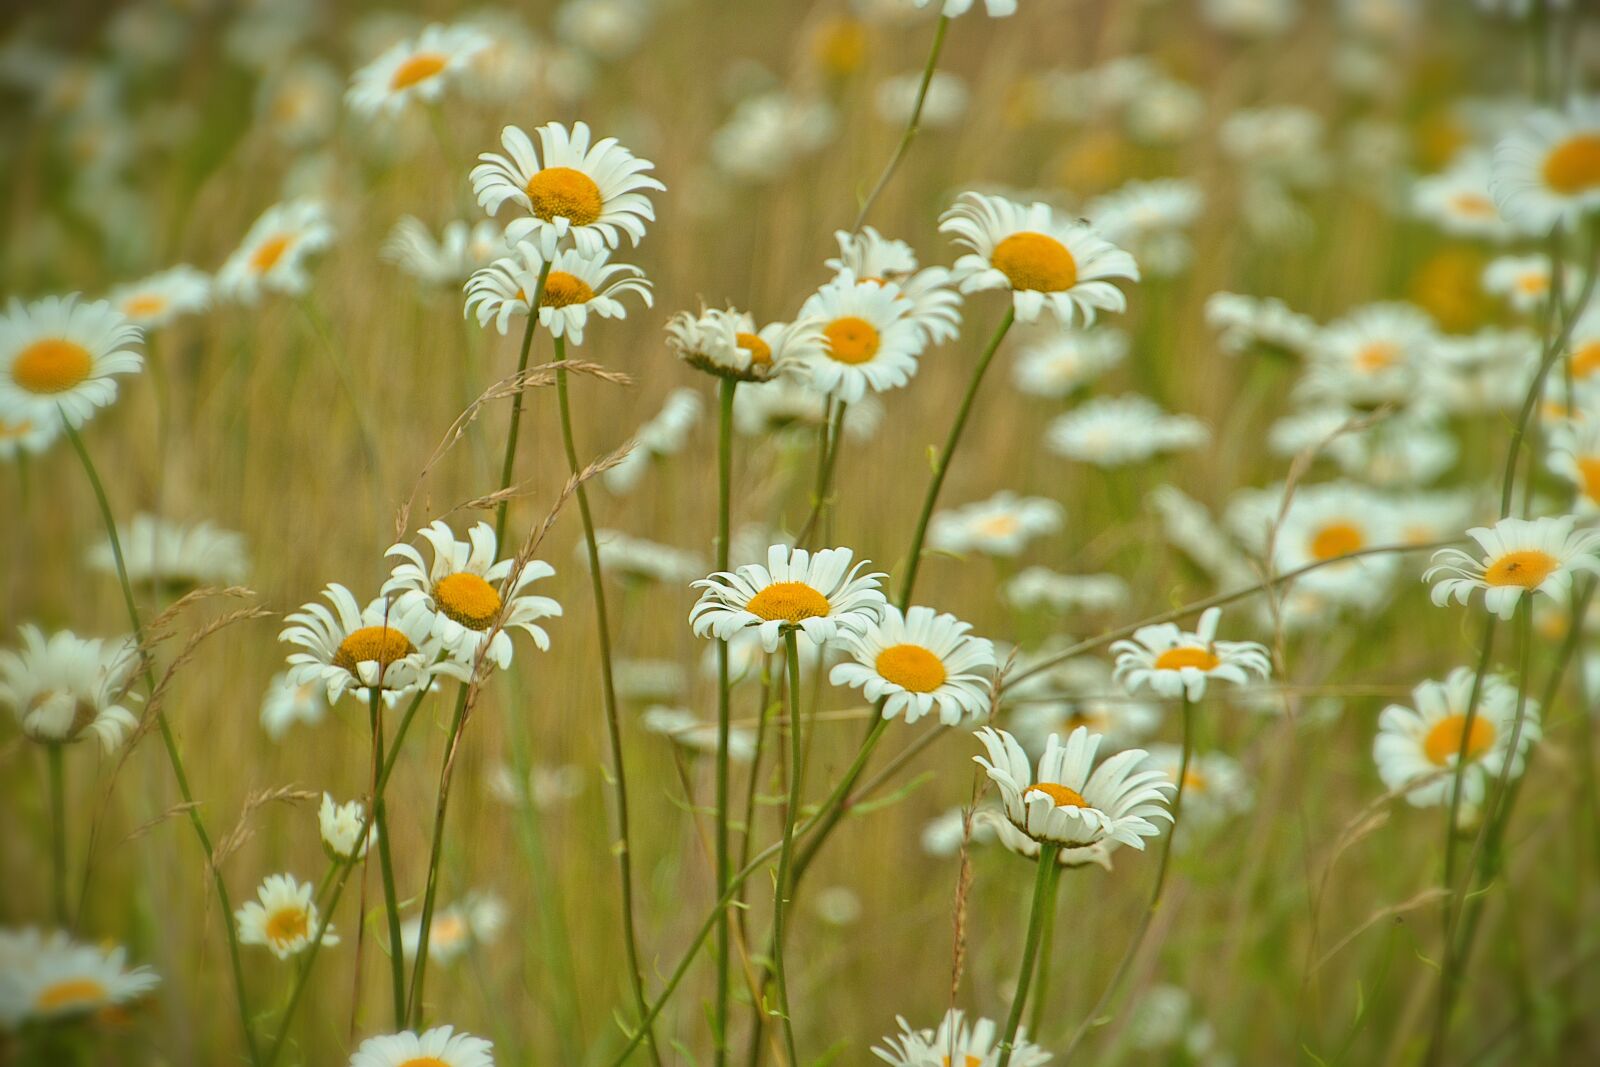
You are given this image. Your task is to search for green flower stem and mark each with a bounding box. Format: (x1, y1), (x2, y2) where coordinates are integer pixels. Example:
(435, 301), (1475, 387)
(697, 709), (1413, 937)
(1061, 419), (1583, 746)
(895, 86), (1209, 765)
(851, 13), (951, 231)
(714, 376), (737, 1066)
(1027, 860), (1065, 1040)
(493, 261), (552, 547)
(406, 680), (474, 1026)
(770, 628), (807, 1067)
(996, 843), (1063, 1067)
(367, 685), (407, 1029)
(47, 743), (66, 925)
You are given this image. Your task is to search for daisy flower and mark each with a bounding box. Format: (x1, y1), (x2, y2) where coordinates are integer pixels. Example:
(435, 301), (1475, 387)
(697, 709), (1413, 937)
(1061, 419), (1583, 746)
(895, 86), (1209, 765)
(464, 242), (651, 344)
(667, 306), (826, 383)
(0, 626), (139, 751)
(1111, 607), (1271, 701)
(604, 387), (702, 493)
(790, 273), (926, 403)
(346, 22), (489, 117)
(734, 376), (885, 440)
(236, 874), (335, 959)
(711, 91), (836, 184)
(1263, 482), (1403, 610)
(874, 70), (969, 129)
(1086, 177), (1203, 277)
(1375, 667), (1539, 808)
(1428, 328), (1539, 415)
(1412, 152), (1513, 241)
(1482, 253), (1565, 314)
(1005, 567), (1129, 614)
(384, 521), (560, 673)
(641, 706), (757, 760)
(1297, 302), (1438, 408)
(941, 191), (1139, 325)
(1567, 306), (1600, 383)
(279, 584), (451, 702)
(912, 0), (1019, 16)
(471, 121), (663, 258)
(106, 265), (210, 329)
(259, 671), (327, 740)
(318, 793), (374, 860)
(0, 294), (141, 432)
(690, 544), (886, 653)
(927, 491), (1064, 558)
(587, 530), (704, 585)
(382, 217), (505, 287)
(216, 199), (334, 304)
(399, 894), (506, 965)
(1150, 485), (1257, 588)
(1141, 746), (1253, 835)
(0, 414), (58, 460)
(350, 1025), (494, 1067)
(1424, 515), (1600, 618)
(1011, 326), (1127, 398)
(0, 929), (159, 1027)
(874, 1011), (1046, 1067)
(825, 228), (963, 346)
(829, 605), (997, 725)
(87, 514), (248, 590)
(974, 725), (1174, 850)
(1204, 291), (1317, 360)
(1550, 418), (1600, 510)
(1491, 98), (1600, 233)
(920, 807), (997, 858)
(1046, 394), (1209, 467)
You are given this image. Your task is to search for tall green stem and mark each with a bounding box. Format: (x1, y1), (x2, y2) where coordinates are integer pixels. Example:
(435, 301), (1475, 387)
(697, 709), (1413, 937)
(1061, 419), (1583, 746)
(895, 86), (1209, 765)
(47, 744), (66, 925)
(996, 843), (1062, 1067)
(1027, 861), (1065, 1040)
(493, 262), (551, 546)
(63, 421), (260, 1067)
(714, 376), (737, 1065)
(407, 680), (473, 1025)
(770, 629), (806, 1067)
(367, 686), (407, 1028)
(553, 340), (660, 1067)
(898, 309), (1015, 609)
(852, 14), (951, 230)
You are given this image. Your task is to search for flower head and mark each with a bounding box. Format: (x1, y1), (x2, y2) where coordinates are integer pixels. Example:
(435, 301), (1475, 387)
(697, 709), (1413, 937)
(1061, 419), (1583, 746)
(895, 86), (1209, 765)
(0, 626), (139, 751)
(217, 200), (334, 303)
(830, 605), (996, 725)
(0, 929), (159, 1028)
(236, 874), (334, 960)
(667, 306), (825, 383)
(346, 23), (489, 117)
(690, 545), (886, 653)
(1375, 667), (1540, 808)
(349, 1025), (494, 1067)
(464, 241), (651, 344)
(874, 1009), (1046, 1067)
(791, 273), (926, 403)
(280, 584), (455, 703)
(1491, 98), (1600, 233)
(1424, 515), (1600, 618)
(1111, 607), (1271, 701)
(0, 294), (142, 432)
(319, 794), (375, 860)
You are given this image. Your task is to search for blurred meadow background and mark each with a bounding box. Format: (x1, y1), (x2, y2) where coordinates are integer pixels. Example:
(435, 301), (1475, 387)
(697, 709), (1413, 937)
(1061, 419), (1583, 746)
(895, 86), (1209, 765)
(5, 0), (1600, 1065)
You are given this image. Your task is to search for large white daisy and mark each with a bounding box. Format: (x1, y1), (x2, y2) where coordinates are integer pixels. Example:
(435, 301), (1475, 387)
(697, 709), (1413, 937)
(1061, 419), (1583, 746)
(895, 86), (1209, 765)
(0, 294), (142, 432)
(350, 1025), (494, 1067)
(1491, 97), (1600, 233)
(927, 491), (1064, 558)
(464, 241), (651, 344)
(690, 544), (886, 653)
(0, 625), (139, 751)
(1425, 514), (1600, 619)
(1374, 667), (1539, 808)
(216, 200), (334, 304)
(790, 273), (926, 403)
(830, 605), (996, 725)
(1111, 607), (1271, 701)
(279, 584), (453, 703)
(825, 227), (963, 346)
(346, 23), (489, 117)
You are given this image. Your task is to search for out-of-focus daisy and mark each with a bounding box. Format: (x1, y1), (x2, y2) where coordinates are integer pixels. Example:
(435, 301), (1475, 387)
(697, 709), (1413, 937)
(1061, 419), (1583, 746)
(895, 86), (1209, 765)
(0, 294), (142, 432)
(555, 0), (651, 60)
(1330, 413), (1459, 489)
(874, 70), (968, 128)
(1298, 302), (1438, 408)
(1391, 490), (1481, 548)
(1220, 106), (1328, 187)
(790, 274), (925, 403)
(604, 387), (702, 493)
(1413, 152), (1512, 241)
(975, 725), (1174, 850)
(874, 1011), (1046, 1067)
(1005, 567), (1129, 614)
(927, 491), (1064, 558)
(1010, 685), (1164, 760)
(1550, 419), (1600, 510)
(1150, 485), (1257, 588)
(1204, 291), (1317, 360)
(0, 414), (58, 460)
(1482, 253), (1568, 315)
(1429, 328), (1538, 415)
(1011, 326), (1127, 397)
(825, 228), (962, 346)
(346, 22), (488, 117)
(711, 91), (836, 184)
(236, 874), (334, 959)
(912, 0), (1018, 16)
(1201, 0), (1297, 37)
(920, 806), (997, 858)
(0, 626), (138, 751)
(1046, 394), (1209, 467)
(471, 121), (663, 258)
(399, 893), (506, 965)
(588, 530), (704, 585)
(0, 929), (159, 1027)
(690, 544), (886, 653)
(942, 191), (1139, 325)
(106, 266), (210, 329)
(382, 217), (505, 287)
(830, 605), (996, 725)
(256, 58), (341, 148)
(1258, 482), (1402, 609)
(319, 794), (374, 860)
(1087, 178), (1202, 277)
(1112, 607), (1271, 701)
(641, 706), (757, 760)
(1491, 98), (1600, 233)
(613, 658), (687, 703)
(1141, 746), (1253, 835)
(259, 672), (327, 740)
(667, 306), (825, 383)
(385, 521), (560, 673)
(280, 584), (451, 702)
(1375, 667), (1539, 808)
(87, 514), (248, 590)
(464, 242), (651, 344)
(349, 1025), (494, 1067)
(1425, 515), (1600, 618)
(734, 376), (884, 440)
(216, 200), (333, 304)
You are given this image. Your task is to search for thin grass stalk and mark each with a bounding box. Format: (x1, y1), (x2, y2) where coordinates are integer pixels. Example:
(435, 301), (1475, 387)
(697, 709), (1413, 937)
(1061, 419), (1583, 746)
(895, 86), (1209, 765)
(62, 420), (261, 1067)
(299, 298), (381, 480)
(769, 628), (807, 1067)
(852, 14), (951, 230)
(367, 685), (407, 1028)
(406, 680), (474, 1025)
(714, 376), (737, 1066)
(47, 743), (66, 925)
(493, 263), (552, 546)
(552, 338), (660, 1067)
(995, 843), (1062, 1067)
(1438, 617), (1500, 897)
(897, 308), (1016, 609)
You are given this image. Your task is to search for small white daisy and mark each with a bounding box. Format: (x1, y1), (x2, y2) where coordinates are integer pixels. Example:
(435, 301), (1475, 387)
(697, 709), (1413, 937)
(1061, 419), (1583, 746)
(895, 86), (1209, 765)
(106, 265), (210, 329)
(1011, 326), (1128, 398)
(464, 241), (652, 344)
(791, 273), (926, 404)
(1111, 607), (1271, 701)
(86, 513), (248, 590)
(279, 584), (453, 703)
(1086, 178), (1203, 277)
(825, 227), (963, 346)
(711, 91), (836, 184)
(733, 375), (885, 440)
(1046, 394), (1209, 467)
(346, 22), (489, 117)
(640, 706), (757, 761)
(1298, 302), (1439, 408)
(874, 1010), (1047, 1067)
(1204, 291), (1317, 360)
(0, 413), (58, 460)
(874, 69), (969, 129)
(667, 306), (826, 383)
(236, 874), (335, 960)
(259, 671), (327, 740)
(927, 491), (1064, 558)
(1425, 515), (1600, 618)
(1550, 419), (1600, 510)
(911, 0), (1019, 17)
(0, 625), (139, 751)
(0, 929), (159, 1026)
(384, 521), (560, 673)
(216, 200), (334, 304)
(399, 894), (506, 966)
(604, 387), (703, 493)
(0, 294), (142, 432)
(941, 191), (1139, 325)
(1412, 151), (1513, 241)
(349, 1025), (494, 1067)
(1140, 745), (1254, 836)
(1375, 667), (1539, 808)
(1482, 253), (1566, 314)
(1491, 98), (1600, 233)
(1005, 567), (1129, 614)
(690, 544), (886, 653)
(1262, 482), (1403, 610)
(587, 530), (704, 585)
(471, 121), (663, 258)
(382, 217), (506, 287)
(318, 793), (375, 860)
(829, 605), (996, 725)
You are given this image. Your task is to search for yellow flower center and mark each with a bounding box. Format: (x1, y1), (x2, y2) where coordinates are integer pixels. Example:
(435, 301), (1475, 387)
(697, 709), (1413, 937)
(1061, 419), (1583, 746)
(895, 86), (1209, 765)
(432, 913), (468, 945)
(1153, 646), (1220, 671)
(433, 572), (502, 631)
(1423, 713), (1497, 767)
(541, 271), (595, 308)
(977, 514), (1021, 538)
(0, 417), (33, 438)
(265, 905), (309, 947)
(390, 52), (447, 91)
(1515, 272), (1549, 295)
(745, 581), (831, 623)
(12, 338), (93, 394)
(1577, 457), (1600, 502)
(1355, 341), (1399, 372)
(941, 1057), (983, 1067)
(991, 231), (1078, 292)
(332, 625), (416, 676)
(525, 166), (603, 225)
(1483, 549), (1559, 588)
(822, 316), (880, 364)
(1310, 521), (1365, 561)
(1572, 341), (1600, 379)
(1542, 133), (1600, 195)
(398, 1059), (452, 1067)
(122, 294), (168, 319)
(1182, 768), (1207, 791)
(1449, 192), (1496, 219)
(874, 643), (947, 693)
(34, 978), (108, 1012)
(250, 234), (292, 273)
(1026, 781), (1089, 808)
(814, 17), (867, 76)
(736, 331), (773, 366)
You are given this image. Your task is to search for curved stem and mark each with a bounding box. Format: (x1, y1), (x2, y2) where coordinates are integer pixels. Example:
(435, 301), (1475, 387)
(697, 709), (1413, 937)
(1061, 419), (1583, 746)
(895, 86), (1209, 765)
(898, 308), (1015, 609)
(493, 263), (551, 546)
(406, 680), (473, 1025)
(714, 377), (737, 1066)
(770, 629), (806, 1067)
(554, 342), (660, 1067)
(852, 14), (951, 231)
(996, 844), (1062, 1067)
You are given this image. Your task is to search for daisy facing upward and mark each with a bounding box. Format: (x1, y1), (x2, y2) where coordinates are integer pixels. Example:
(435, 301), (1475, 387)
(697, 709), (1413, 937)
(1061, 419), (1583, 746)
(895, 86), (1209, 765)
(1111, 606), (1272, 701)
(1424, 515), (1600, 620)
(0, 294), (142, 433)
(690, 544), (886, 653)
(829, 605), (997, 725)
(464, 241), (652, 344)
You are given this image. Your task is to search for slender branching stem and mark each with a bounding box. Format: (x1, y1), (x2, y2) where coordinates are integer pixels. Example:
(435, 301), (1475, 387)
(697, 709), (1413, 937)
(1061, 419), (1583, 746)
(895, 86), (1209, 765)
(493, 263), (552, 547)
(406, 680), (474, 1025)
(367, 686), (407, 1029)
(852, 14), (951, 231)
(714, 376), (737, 1066)
(770, 628), (807, 1067)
